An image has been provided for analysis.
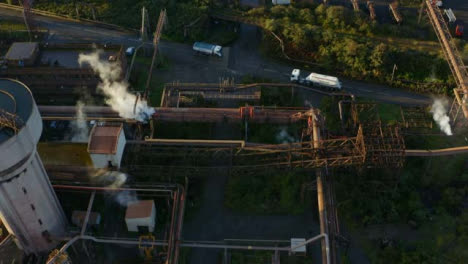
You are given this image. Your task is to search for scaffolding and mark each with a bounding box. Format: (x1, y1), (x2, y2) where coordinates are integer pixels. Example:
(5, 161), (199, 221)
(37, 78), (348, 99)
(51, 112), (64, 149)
(400, 106), (433, 132)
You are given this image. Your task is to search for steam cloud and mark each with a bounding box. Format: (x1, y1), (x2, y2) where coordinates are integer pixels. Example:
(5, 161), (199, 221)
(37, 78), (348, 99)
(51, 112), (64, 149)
(78, 50), (155, 122)
(69, 101), (89, 142)
(430, 98), (453, 136)
(276, 128), (295, 144)
(91, 171), (138, 206)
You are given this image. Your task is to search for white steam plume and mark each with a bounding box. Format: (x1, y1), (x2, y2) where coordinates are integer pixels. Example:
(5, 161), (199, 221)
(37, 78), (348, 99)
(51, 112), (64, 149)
(90, 171), (138, 206)
(78, 50), (155, 122)
(430, 98), (453, 136)
(276, 128), (295, 144)
(69, 101), (89, 142)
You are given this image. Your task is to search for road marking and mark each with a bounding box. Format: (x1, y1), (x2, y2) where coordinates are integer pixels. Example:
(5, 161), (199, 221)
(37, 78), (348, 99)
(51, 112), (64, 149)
(264, 68), (277, 73)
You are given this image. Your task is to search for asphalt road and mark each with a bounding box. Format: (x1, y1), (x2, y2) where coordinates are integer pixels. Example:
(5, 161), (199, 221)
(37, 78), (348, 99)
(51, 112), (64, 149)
(0, 7), (432, 107)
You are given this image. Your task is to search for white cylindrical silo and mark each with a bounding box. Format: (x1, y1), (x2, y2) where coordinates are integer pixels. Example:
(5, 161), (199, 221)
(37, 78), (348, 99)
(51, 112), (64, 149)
(0, 79), (67, 254)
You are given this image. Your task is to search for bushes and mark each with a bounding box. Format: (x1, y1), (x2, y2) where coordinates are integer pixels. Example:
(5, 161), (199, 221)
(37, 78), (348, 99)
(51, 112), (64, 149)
(225, 171), (308, 214)
(248, 4), (451, 94)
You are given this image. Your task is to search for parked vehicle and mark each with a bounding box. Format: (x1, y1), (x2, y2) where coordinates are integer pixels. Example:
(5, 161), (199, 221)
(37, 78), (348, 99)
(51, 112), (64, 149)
(290, 69), (342, 90)
(126, 47), (135, 56)
(432, 0), (443, 7)
(193, 42), (222, 57)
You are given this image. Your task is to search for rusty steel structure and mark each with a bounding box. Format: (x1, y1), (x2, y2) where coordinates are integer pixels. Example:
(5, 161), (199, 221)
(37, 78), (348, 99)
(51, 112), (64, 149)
(0, 68), (100, 93)
(39, 105), (311, 124)
(389, 1), (403, 24)
(425, 0), (468, 122)
(144, 9), (167, 100)
(161, 82), (350, 107)
(400, 106), (433, 131)
(161, 82), (261, 107)
(0, 46), (126, 96)
(123, 128), (366, 175)
(351, 0), (359, 11)
(367, 1), (376, 20)
(21, 0), (34, 39)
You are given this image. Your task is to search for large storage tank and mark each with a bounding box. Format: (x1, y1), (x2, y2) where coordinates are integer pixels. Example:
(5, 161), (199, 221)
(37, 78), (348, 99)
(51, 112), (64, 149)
(0, 79), (67, 253)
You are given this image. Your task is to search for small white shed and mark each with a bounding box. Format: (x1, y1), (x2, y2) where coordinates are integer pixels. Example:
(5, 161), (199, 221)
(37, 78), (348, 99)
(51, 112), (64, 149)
(125, 200), (156, 233)
(87, 123), (126, 169)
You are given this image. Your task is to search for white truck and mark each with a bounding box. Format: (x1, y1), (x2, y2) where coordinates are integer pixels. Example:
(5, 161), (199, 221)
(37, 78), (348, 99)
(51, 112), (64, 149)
(290, 69), (342, 90)
(193, 42), (222, 57)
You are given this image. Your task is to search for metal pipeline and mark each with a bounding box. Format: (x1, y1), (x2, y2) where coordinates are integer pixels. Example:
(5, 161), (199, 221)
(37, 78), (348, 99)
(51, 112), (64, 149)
(47, 233), (330, 264)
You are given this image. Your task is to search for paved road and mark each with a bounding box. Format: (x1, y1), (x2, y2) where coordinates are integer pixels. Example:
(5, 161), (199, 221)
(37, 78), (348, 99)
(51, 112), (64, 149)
(0, 7), (431, 107)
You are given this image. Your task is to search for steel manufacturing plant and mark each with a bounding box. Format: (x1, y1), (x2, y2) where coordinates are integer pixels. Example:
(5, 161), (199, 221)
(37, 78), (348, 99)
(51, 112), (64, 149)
(1, 1), (468, 264)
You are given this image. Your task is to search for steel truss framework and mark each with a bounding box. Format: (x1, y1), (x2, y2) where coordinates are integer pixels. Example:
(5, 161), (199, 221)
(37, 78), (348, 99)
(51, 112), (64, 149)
(161, 82), (261, 107)
(400, 106), (433, 131)
(348, 101), (406, 168)
(122, 127), (367, 177)
(425, 0), (468, 122)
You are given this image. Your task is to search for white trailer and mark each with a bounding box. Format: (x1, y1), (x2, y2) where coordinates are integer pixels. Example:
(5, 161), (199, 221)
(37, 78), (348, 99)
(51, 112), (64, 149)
(193, 42), (222, 57)
(305, 73), (342, 90)
(290, 69), (342, 90)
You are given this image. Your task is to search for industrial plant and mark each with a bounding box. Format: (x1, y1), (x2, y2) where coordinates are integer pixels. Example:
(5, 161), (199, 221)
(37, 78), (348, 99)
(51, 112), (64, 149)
(0, 0), (467, 264)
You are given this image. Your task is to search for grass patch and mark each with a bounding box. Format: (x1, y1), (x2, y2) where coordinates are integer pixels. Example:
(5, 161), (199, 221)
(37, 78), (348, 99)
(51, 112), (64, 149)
(202, 21), (239, 46)
(38, 142), (93, 166)
(225, 170), (310, 215)
(0, 20), (26, 31)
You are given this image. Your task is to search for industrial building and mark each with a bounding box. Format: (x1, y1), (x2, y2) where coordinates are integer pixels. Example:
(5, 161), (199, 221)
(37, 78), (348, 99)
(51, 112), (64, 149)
(87, 123), (126, 169)
(125, 200), (157, 233)
(4, 42), (39, 67)
(0, 79), (67, 254)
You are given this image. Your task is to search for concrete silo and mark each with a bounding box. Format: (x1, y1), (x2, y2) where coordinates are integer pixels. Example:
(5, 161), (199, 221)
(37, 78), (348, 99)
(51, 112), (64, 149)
(0, 79), (67, 254)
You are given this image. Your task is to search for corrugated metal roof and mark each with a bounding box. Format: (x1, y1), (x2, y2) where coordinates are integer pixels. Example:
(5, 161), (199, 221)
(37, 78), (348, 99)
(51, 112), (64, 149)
(87, 124), (122, 154)
(125, 200), (154, 219)
(5, 42), (38, 60)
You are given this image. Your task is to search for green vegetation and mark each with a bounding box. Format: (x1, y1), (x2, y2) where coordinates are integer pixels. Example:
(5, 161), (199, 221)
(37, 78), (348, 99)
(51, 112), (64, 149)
(318, 96), (468, 264)
(225, 170), (310, 214)
(128, 48), (168, 106)
(11, 0), (237, 44)
(231, 250), (315, 264)
(246, 4), (452, 94)
(0, 20), (26, 31)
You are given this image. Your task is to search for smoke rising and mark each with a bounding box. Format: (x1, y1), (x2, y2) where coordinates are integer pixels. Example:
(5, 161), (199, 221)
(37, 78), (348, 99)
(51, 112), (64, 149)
(276, 128), (295, 144)
(69, 101), (89, 142)
(91, 171), (138, 206)
(430, 98), (453, 136)
(78, 50), (155, 122)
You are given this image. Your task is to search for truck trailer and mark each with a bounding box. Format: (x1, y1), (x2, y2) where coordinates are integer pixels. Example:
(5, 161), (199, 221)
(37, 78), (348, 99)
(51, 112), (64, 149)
(290, 69), (342, 90)
(193, 42), (223, 57)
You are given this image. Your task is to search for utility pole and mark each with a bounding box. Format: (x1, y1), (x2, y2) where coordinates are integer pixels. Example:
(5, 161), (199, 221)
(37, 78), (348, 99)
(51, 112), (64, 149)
(391, 64), (398, 82)
(311, 110), (330, 264)
(143, 9), (167, 101)
(141, 6), (150, 42)
(20, 0), (33, 41)
(418, 2), (425, 24)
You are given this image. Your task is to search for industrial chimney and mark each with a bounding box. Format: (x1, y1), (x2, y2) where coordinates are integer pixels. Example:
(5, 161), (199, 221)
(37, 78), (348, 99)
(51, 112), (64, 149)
(0, 79), (67, 254)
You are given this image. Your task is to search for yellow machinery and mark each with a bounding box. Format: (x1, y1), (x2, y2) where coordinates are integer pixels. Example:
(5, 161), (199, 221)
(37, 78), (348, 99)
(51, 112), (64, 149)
(139, 234), (156, 262)
(47, 249), (71, 264)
